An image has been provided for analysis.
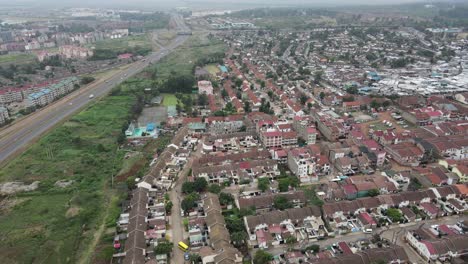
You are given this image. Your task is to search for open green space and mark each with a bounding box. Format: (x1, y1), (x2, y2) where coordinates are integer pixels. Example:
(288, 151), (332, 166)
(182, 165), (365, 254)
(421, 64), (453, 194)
(88, 35), (152, 51)
(162, 93), (178, 106)
(0, 93), (135, 263)
(0, 53), (35, 65)
(0, 32), (227, 263)
(204, 63), (220, 75)
(148, 34), (226, 79)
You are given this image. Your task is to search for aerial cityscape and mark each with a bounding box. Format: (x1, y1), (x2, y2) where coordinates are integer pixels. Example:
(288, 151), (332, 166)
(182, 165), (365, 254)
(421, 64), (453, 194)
(0, 0), (467, 264)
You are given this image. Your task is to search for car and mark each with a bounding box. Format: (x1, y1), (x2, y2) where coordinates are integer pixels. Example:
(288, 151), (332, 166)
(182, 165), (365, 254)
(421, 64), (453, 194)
(89, 94), (94, 99)
(69, 102), (73, 105)
(105, 80), (109, 83)
(184, 253), (190, 261)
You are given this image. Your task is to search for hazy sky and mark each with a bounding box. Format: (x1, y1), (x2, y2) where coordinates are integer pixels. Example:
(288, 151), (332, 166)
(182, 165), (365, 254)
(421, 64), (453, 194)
(0, 0), (424, 9)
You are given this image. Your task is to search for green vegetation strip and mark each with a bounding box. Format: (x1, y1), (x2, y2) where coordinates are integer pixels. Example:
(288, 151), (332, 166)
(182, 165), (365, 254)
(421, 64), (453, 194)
(0, 94), (135, 263)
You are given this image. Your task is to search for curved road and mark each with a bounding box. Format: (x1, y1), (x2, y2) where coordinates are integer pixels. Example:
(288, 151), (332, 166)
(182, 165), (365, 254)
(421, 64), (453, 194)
(0, 34), (189, 166)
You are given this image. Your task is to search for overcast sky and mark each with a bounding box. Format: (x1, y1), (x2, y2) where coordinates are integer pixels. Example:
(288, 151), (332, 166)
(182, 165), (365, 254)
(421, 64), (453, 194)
(0, 0), (425, 9)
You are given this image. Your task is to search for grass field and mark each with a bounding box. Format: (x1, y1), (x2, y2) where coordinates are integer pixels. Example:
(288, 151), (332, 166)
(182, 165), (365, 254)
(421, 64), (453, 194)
(0, 94), (135, 263)
(148, 34), (226, 78)
(162, 93), (178, 106)
(88, 35), (152, 52)
(204, 64), (220, 75)
(0, 53), (35, 65)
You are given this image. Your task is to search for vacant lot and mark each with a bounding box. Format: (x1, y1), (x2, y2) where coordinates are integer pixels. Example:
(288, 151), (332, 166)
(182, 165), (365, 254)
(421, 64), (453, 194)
(204, 64), (220, 75)
(0, 53), (35, 65)
(148, 34), (226, 78)
(162, 93), (178, 106)
(88, 35), (152, 52)
(0, 94), (134, 263)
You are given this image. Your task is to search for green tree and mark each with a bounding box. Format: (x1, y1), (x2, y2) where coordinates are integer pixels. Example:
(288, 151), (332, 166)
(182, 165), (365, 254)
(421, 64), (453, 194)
(319, 92), (325, 100)
(154, 241), (173, 255)
(273, 195), (293, 210)
(221, 89), (228, 98)
(300, 94), (308, 105)
(387, 208), (403, 223)
(207, 184), (222, 194)
(243, 101), (251, 113)
(254, 250), (273, 264)
(219, 192), (234, 206)
(306, 244), (320, 253)
(198, 93), (208, 106)
(313, 71), (323, 84)
(257, 178), (270, 192)
(230, 231), (247, 245)
(368, 188), (380, 197)
(165, 201), (173, 214)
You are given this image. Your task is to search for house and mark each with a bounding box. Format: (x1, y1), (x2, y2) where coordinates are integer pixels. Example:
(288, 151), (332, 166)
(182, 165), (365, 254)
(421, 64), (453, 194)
(454, 92), (468, 104)
(357, 212), (377, 229)
(287, 148), (318, 183)
(385, 142), (424, 166)
(0, 107), (10, 125)
(237, 191), (306, 213)
(198, 80), (214, 95)
(406, 227), (468, 262)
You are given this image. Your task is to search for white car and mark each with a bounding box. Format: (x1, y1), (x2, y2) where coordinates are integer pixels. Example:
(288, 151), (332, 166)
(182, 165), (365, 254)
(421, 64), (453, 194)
(89, 94), (94, 99)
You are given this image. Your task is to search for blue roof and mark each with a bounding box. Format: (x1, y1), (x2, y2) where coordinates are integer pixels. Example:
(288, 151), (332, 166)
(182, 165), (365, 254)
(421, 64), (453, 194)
(219, 65), (228, 73)
(146, 123), (155, 131)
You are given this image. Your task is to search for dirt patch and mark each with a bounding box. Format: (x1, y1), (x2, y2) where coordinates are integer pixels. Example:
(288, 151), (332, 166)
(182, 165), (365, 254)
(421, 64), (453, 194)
(66, 207), (81, 218)
(55, 180), (74, 188)
(0, 197), (29, 214)
(0, 181), (39, 195)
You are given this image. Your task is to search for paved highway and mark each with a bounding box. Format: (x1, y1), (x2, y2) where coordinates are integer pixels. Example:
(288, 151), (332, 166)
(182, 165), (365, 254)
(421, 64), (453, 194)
(0, 34), (189, 166)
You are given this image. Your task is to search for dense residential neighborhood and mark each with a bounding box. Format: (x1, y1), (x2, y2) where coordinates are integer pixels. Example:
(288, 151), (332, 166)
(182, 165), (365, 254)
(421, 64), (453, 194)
(0, 1), (467, 264)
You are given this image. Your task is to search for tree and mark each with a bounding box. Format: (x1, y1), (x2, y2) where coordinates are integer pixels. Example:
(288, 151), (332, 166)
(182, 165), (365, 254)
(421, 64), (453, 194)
(219, 192), (234, 206)
(387, 208), (403, 223)
(300, 94), (308, 105)
(193, 177), (208, 192)
(286, 236), (297, 245)
(81, 76), (95, 85)
(198, 93), (208, 106)
(189, 254), (201, 263)
(207, 184), (222, 194)
(165, 201), (173, 214)
(368, 189), (380, 197)
(273, 195), (293, 210)
(154, 241), (173, 255)
(319, 92), (325, 100)
(346, 87), (358, 95)
(234, 78), (243, 88)
(231, 231), (247, 245)
(257, 178), (270, 192)
(370, 100), (381, 109)
(181, 193), (200, 213)
(306, 244), (320, 253)
(243, 101), (251, 113)
(254, 250), (273, 264)
(313, 71), (323, 84)
(221, 89), (228, 98)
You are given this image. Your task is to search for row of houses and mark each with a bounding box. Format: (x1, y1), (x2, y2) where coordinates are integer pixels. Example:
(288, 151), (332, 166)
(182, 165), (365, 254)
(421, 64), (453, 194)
(26, 77), (79, 107)
(0, 77), (79, 106)
(0, 106), (10, 125)
(119, 127), (189, 264)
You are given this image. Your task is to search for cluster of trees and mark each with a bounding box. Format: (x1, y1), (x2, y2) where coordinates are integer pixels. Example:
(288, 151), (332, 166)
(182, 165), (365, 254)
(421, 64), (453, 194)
(175, 93), (194, 115)
(194, 52), (225, 67)
(162, 74), (195, 94)
(80, 76), (95, 85)
(58, 23), (94, 33)
(259, 98), (273, 114)
(181, 178), (208, 214)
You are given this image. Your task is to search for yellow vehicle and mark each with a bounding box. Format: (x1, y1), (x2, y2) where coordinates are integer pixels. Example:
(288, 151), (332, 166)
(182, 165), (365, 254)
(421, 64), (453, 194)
(178, 241), (188, 252)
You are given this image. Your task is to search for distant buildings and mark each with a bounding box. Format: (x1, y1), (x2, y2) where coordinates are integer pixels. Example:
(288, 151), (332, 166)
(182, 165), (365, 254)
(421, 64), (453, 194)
(26, 77), (79, 107)
(59, 45), (94, 59)
(0, 106), (10, 125)
(198, 80), (214, 95)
